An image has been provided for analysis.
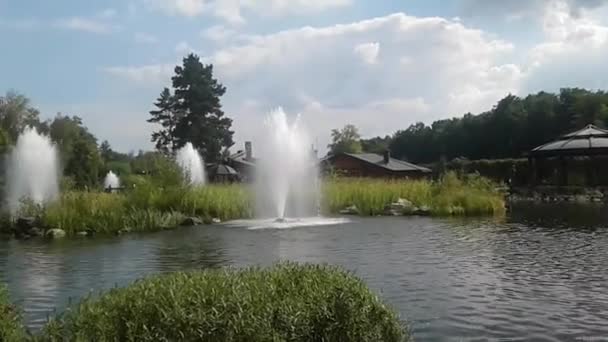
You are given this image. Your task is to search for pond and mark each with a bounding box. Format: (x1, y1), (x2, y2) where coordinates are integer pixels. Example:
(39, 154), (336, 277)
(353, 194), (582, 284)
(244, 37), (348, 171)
(1, 203), (608, 341)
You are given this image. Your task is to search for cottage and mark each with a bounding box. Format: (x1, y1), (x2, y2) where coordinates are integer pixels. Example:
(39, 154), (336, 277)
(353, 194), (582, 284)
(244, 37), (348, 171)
(320, 151), (431, 179)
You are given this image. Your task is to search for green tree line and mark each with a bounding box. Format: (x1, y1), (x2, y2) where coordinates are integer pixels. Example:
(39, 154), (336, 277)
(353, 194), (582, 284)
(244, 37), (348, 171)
(341, 88), (608, 164)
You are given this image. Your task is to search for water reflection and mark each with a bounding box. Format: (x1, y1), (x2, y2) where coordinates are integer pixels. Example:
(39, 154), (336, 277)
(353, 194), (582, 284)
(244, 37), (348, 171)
(0, 206), (607, 341)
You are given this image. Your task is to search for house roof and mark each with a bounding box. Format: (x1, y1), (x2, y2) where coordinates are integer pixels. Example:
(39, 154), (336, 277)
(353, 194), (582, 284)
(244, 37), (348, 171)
(531, 124), (608, 157)
(341, 153), (432, 173)
(228, 150), (256, 166)
(213, 164), (239, 176)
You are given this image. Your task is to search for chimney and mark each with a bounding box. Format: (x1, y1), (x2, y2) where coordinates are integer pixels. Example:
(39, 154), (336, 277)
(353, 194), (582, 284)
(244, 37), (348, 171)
(245, 141), (252, 160)
(383, 149), (390, 164)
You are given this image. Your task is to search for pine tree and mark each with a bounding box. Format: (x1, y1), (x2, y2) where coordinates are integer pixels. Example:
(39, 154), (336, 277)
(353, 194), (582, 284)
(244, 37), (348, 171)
(148, 88), (180, 153)
(170, 54), (234, 163)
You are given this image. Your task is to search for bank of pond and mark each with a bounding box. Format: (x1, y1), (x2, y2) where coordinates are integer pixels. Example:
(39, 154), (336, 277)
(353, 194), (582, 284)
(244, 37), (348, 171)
(0, 263), (409, 341)
(1, 173), (505, 239)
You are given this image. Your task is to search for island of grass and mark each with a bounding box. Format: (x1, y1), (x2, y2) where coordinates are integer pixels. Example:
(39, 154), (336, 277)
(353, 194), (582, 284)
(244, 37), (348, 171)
(1, 263), (410, 342)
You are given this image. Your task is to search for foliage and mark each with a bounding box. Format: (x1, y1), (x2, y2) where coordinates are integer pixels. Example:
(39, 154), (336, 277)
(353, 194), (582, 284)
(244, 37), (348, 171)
(388, 89), (608, 163)
(0, 284), (27, 342)
(48, 114), (102, 189)
(148, 54), (235, 162)
(148, 88), (180, 153)
(360, 135), (391, 154)
(323, 172), (505, 216)
(39, 263), (409, 342)
(0, 90), (43, 143)
(328, 124), (363, 155)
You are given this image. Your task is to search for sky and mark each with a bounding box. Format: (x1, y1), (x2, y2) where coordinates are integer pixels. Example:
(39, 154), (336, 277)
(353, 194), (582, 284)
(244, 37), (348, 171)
(1, 0), (608, 154)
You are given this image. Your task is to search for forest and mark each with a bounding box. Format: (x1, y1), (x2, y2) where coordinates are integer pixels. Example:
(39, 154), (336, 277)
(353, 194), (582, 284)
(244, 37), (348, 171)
(383, 88), (608, 164)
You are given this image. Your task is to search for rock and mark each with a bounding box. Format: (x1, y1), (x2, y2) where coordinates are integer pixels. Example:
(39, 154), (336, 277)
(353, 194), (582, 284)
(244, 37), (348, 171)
(116, 228), (132, 235)
(76, 231), (89, 237)
(211, 218), (221, 224)
(415, 205), (432, 216)
(16, 217), (36, 232)
(180, 217), (203, 226)
(27, 227), (44, 237)
(45, 229), (66, 239)
(384, 198), (416, 216)
(339, 205), (359, 215)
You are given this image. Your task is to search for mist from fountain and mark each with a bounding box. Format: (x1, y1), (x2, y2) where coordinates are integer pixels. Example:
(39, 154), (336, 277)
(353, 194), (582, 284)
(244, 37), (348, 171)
(6, 127), (60, 212)
(176, 142), (206, 186)
(255, 107), (319, 219)
(103, 171), (120, 189)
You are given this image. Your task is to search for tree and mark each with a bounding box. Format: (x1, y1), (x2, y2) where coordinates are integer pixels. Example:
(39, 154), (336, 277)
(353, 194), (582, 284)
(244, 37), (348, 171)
(148, 88), (180, 153)
(49, 114), (101, 188)
(0, 91), (43, 143)
(361, 135), (391, 154)
(327, 124), (363, 155)
(148, 54), (235, 163)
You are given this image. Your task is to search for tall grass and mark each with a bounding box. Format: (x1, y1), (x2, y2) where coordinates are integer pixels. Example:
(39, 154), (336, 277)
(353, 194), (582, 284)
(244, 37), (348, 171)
(10, 172), (504, 237)
(0, 284), (27, 342)
(324, 172), (505, 216)
(39, 263), (409, 341)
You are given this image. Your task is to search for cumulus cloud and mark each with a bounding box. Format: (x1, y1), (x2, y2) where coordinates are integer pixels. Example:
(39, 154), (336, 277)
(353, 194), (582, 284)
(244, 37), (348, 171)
(105, 12), (521, 151)
(202, 25), (236, 42)
(354, 42), (380, 64)
(461, 0), (608, 18)
(523, 0), (608, 92)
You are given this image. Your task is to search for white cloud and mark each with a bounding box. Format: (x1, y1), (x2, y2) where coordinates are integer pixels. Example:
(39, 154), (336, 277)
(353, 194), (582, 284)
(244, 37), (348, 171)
(354, 42), (380, 64)
(134, 32), (158, 44)
(175, 41), (195, 54)
(523, 0), (608, 92)
(202, 25), (236, 42)
(54, 17), (119, 34)
(143, 0), (351, 23)
(143, 0), (206, 17)
(105, 12), (523, 151)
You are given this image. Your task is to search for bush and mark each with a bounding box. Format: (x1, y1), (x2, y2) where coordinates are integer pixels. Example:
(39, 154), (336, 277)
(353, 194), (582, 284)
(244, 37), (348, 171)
(40, 263), (409, 342)
(0, 285), (27, 342)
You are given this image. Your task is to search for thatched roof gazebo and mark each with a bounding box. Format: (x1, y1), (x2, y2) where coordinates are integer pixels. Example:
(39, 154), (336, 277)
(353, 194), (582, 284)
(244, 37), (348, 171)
(529, 124), (608, 186)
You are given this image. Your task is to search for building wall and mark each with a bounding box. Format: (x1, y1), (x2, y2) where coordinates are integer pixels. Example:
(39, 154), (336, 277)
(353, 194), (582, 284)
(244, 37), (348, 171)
(322, 154), (428, 179)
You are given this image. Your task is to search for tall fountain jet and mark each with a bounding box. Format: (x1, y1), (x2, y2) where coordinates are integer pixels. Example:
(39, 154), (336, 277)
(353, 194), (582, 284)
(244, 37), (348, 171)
(103, 171), (120, 190)
(6, 127), (59, 212)
(176, 142), (206, 186)
(255, 107), (319, 219)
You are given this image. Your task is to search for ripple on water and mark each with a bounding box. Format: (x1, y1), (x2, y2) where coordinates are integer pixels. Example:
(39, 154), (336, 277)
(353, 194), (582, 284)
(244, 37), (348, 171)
(1, 215), (608, 340)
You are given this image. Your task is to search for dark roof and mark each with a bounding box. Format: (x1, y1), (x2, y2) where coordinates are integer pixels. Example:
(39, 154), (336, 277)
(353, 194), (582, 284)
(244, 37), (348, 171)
(213, 164), (239, 176)
(531, 124), (608, 156)
(228, 150), (256, 166)
(340, 153), (431, 173)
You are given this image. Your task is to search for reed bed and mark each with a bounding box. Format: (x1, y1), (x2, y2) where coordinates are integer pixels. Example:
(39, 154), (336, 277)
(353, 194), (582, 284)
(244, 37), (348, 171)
(0, 285), (26, 342)
(39, 263), (409, 342)
(7, 173), (505, 237)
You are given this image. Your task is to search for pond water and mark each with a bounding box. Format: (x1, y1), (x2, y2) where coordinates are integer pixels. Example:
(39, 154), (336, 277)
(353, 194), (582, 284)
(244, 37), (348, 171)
(1, 204), (608, 341)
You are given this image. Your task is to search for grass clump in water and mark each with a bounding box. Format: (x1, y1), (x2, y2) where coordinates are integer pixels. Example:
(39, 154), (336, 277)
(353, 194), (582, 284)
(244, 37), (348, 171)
(39, 263), (409, 342)
(0, 285), (27, 342)
(324, 171), (505, 216)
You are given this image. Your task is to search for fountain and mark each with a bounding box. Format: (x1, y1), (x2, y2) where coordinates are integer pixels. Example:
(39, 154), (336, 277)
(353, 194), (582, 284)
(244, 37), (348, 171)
(224, 107), (348, 230)
(6, 127), (60, 213)
(176, 142), (206, 186)
(103, 171), (120, 190)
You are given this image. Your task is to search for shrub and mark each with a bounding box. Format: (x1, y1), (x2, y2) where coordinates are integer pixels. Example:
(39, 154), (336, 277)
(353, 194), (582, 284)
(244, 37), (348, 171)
(39, 263), (409, 342)
(0, 285), (27, 342)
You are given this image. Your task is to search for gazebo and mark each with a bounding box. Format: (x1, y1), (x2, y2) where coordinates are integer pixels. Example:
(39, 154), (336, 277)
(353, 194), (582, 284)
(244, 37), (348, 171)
(529, 124), (608, 186)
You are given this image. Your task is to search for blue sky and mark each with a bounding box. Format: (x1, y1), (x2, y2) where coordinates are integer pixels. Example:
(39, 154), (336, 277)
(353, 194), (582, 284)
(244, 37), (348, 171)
(1, 0), (608, 153)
